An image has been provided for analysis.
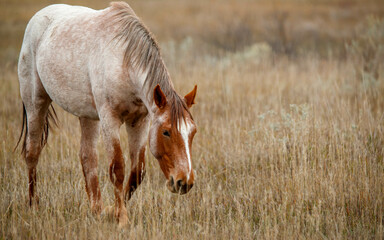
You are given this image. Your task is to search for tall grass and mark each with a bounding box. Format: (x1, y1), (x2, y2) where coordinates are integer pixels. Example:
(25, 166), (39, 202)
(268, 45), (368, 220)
(1, 0), (384, 239)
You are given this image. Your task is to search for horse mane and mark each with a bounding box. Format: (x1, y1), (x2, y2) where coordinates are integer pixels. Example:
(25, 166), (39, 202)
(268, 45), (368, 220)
(108, 2), (191, 126)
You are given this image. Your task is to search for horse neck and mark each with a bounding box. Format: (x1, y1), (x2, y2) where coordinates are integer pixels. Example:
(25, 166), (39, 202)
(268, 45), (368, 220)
(135, 70), (175, 117)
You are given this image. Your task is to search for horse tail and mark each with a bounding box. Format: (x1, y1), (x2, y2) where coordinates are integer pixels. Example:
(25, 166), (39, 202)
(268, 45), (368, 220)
(14, 103), (58, 155)
(42, 104), (59, 148)
(14, 103), (28, 155)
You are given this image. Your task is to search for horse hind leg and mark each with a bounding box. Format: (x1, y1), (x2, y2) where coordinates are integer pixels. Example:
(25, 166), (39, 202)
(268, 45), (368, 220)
(17, 37), (58, 207)
(16, 80), (57, 206)
(20, 100), (56, 207)
(79, 118), (103, 214)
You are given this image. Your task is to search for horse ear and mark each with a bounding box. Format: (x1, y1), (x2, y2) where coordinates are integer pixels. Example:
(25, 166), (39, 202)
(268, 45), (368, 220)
(154, 84), (167, 109)
(184, 85), (197, 108)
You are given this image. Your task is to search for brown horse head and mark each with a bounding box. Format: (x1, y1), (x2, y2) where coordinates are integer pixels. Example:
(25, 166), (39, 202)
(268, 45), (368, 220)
(149, 85), (197, 194)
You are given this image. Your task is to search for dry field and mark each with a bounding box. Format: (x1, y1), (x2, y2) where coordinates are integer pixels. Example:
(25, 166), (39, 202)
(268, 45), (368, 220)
(1, 0), (384, 239)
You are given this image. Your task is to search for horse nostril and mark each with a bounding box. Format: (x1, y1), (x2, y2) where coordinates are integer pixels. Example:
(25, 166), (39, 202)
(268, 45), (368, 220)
(170, 176), (174, 186)
(176, 179), (183, 189)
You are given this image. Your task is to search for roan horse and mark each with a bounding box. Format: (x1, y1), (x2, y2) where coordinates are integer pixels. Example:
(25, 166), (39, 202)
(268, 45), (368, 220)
(16, 2), (197, 226)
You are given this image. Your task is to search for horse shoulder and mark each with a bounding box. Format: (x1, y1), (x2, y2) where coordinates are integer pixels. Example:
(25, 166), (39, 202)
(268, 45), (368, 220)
(88, 49), (137, 120)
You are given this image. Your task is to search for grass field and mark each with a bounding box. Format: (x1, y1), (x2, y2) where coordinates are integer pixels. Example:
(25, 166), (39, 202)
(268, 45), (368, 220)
(1, 0), (384, 239)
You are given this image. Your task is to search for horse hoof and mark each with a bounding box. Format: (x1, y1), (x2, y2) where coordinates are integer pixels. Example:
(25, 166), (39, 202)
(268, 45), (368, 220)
(118, 213), (129, 229)
(101, 205), (115, 219)
(91, 202), (104, 215)
(28, 196), (39, 210)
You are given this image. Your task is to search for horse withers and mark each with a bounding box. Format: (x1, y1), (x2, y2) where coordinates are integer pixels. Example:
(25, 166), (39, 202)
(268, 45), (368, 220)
(16, 2), (197, 226)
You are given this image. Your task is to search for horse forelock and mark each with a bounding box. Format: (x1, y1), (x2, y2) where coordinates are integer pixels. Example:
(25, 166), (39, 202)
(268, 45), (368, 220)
(169, 93), (193, 131)
(108, 1), (192, 128)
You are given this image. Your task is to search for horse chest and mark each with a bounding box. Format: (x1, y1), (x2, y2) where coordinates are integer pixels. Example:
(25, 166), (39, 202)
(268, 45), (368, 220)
(115, 97), (148, 125)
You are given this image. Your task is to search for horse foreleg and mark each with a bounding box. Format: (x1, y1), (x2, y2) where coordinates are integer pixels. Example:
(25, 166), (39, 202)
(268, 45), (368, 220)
(79, 118), (103, 214)
(99, 109), (128, 227)
(124, 115), (150, 202)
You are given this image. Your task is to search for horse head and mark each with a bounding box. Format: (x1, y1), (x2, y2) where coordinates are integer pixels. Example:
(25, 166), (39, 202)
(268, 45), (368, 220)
(149, 85), (197, 194)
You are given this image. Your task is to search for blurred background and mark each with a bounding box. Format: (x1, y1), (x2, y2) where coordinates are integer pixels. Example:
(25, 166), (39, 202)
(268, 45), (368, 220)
(1, 0), (384, 64)
(1, 0), (384, 238)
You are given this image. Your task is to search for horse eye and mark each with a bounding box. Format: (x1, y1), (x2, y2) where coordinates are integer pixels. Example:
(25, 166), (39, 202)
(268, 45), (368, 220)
(163, 130), (170, 137)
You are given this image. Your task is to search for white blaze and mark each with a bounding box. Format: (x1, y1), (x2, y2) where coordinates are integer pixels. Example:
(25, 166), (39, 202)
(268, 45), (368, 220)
(178, 120), (192, 180)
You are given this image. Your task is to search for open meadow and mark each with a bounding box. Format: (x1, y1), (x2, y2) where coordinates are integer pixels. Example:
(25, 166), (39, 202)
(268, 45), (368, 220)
(1, 0), (384, 239)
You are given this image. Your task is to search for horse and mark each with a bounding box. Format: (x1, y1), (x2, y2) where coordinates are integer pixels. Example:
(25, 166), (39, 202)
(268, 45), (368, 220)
(16, 1), (197, 226)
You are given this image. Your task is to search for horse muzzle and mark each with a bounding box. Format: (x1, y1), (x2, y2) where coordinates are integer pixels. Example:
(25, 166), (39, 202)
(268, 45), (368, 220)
(166, 175), (194, 195)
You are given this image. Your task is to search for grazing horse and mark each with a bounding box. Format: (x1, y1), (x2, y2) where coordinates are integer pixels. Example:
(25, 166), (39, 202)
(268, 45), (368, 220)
(16, 2), (197, 226)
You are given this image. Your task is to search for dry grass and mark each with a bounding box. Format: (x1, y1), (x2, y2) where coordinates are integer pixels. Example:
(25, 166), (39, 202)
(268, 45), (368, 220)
(1, 0), (384, 239)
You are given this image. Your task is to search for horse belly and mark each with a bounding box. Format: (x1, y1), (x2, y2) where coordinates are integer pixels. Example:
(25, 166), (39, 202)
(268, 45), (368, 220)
(42, 76), (99, 120)
(37, 48), (98, 119)
(36, 50), (98, 119)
